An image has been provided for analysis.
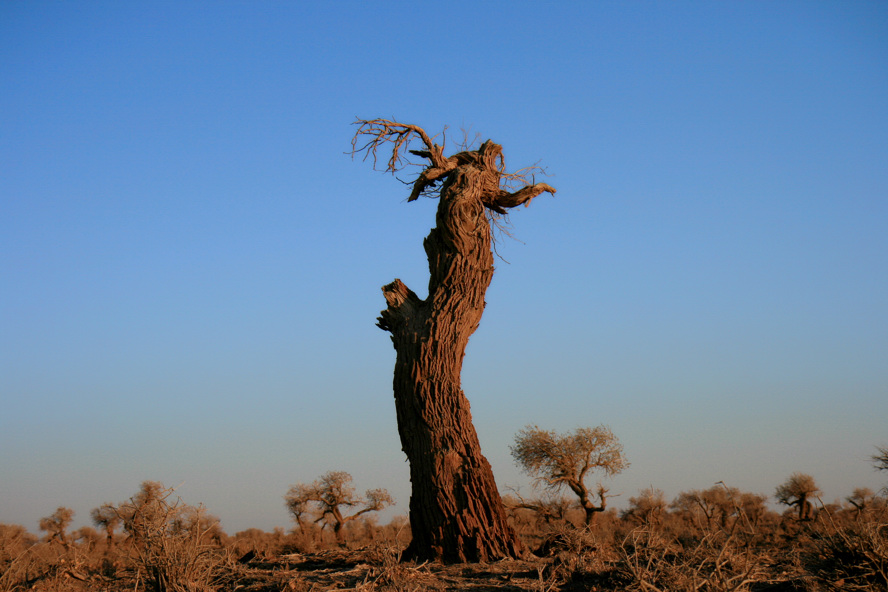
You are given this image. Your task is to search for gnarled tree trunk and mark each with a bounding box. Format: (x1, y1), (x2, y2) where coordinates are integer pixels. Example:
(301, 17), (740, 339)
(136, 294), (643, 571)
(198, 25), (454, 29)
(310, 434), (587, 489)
(355, 119), (555, 563)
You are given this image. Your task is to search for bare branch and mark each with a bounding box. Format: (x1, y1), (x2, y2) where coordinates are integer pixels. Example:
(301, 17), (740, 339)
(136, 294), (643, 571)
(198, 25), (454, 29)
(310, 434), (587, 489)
(873, 445), (888, 472)
(351, 118), (464, 202)
(350, 118), (445, 170)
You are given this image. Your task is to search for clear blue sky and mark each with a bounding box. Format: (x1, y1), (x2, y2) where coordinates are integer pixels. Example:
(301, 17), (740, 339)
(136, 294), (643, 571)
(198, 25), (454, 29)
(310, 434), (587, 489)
(2, 1), (886, 535)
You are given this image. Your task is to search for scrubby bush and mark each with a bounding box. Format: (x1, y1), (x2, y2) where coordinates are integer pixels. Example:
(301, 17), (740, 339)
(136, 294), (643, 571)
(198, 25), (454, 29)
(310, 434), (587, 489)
(799, 503), (888, 591)
(113, 481), (230, 592)
(0, 523), (39, 590)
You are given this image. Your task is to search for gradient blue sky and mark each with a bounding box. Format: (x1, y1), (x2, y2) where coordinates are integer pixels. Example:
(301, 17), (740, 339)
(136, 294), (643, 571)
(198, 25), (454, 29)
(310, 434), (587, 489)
(2, 2), (886, 535)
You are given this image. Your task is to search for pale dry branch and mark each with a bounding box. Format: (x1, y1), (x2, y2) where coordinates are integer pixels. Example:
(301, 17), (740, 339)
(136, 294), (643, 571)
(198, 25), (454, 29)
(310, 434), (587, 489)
(500, 161), (549, 191)
(350, 118), (445, 173)
(454, 126), (482, 152)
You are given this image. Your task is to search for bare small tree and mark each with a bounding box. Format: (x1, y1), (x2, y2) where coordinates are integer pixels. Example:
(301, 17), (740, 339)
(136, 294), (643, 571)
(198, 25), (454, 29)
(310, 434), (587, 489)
(672, 484), (766, 530)
(283, 483), (314, 532)
(284, 471), (393, 544)
(352, 118), (555, 562)
(846, 487), (876, 518)
(38, 507), (74, 546)
(672, 487), (733, 528)
(91, 502), (121, 549)
(511, 425), (628, 525)
(775, 472), (820, 521)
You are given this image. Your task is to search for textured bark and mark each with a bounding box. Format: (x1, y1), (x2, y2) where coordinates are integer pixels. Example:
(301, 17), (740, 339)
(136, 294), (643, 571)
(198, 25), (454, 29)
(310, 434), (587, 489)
(364, 122), (554, 563)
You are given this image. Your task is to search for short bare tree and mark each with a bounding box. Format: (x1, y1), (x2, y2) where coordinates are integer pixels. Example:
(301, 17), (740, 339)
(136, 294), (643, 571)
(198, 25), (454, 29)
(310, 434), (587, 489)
(284, 471), (393, 544)
(672, 487), (733, 528)
(846, 487), (876, 518)
(511, 425), (628, 525)
(672, 484), (767, 530)
(91, 502), (121, 548)
(38, 507), (74, 546)
(775, 472), (820, 521)
(283, 484), (313, 532)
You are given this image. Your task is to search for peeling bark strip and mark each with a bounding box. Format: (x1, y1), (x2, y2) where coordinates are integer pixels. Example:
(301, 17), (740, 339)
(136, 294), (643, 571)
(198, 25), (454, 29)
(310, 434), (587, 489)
(353, 119), (555, 563)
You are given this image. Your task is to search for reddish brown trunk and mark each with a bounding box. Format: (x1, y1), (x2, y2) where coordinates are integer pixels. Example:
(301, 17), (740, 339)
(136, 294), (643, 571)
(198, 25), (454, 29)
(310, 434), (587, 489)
(378, 163), (523, 563)
(356, 120), (554, 563)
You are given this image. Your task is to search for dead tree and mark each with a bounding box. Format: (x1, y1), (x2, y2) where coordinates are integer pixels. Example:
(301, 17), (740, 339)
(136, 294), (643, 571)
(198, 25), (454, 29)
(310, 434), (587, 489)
(351, 119), (555, 563)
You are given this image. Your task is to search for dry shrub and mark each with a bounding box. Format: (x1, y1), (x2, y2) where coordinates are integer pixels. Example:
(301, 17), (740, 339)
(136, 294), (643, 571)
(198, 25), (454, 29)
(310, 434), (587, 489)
(116, 481), (230, 592)
(0, 524), (37, 588)
(279, 523), (323, 554)
(350, 518), (440, 592)
(553, 526), (619, 586)
(357, 542), (442, 592)
(0, 526), (97, 592)
(0, 547), (40, 591)
(229, 528), (287, 560)
(800, 504), (888, 590)
(617, 523), (772, 592)
(378, 515), (412, 550)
